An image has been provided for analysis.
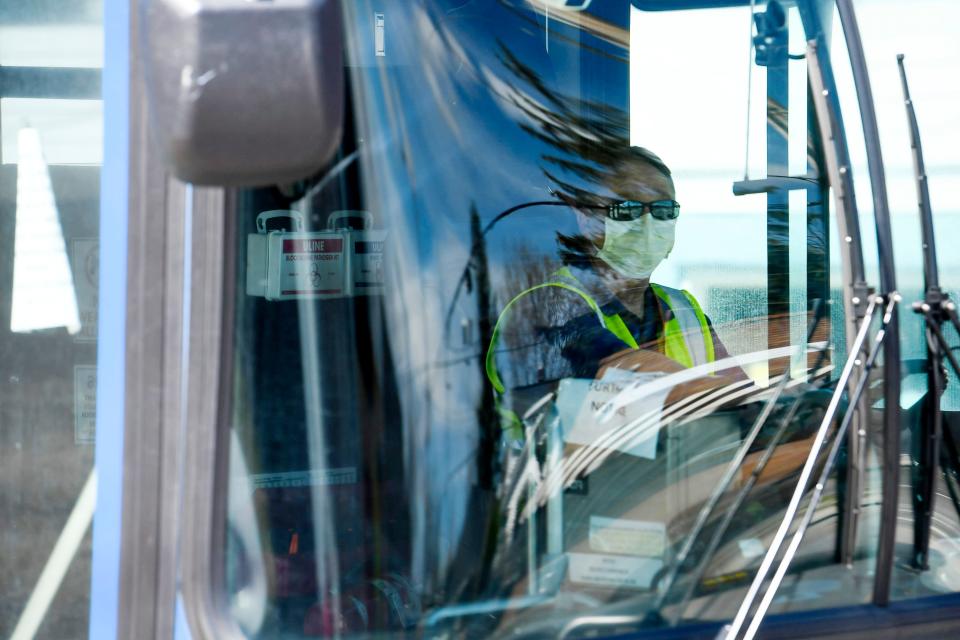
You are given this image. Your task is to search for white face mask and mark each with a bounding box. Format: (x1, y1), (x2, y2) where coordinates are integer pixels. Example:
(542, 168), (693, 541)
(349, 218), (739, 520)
(596, 214), (675, 279)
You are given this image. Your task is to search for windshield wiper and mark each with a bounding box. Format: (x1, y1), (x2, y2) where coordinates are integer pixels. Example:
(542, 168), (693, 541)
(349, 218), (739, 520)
(834, 0), (903, 606)
(553, 299), (887, 640)
(898, 53), (960, 570)
(804, 30), (873, 568)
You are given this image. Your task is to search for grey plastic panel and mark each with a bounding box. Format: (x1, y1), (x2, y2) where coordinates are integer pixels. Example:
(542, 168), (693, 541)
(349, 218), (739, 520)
(141, 0), (343, 186)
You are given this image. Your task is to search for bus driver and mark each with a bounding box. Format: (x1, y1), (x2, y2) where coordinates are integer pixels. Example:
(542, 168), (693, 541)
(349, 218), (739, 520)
(484, 145), (740, 445)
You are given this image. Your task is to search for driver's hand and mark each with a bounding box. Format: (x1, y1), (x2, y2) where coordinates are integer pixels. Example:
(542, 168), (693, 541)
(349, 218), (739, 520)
(597, 347), (685, 376)
(597, 347), (743, 406)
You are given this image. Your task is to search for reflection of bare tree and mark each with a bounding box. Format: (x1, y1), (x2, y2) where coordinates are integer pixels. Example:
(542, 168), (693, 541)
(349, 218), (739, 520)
(497, 46), (635, 206)
(494, 244), (586, 388)
(465, 40), (641, 604)
(490, 46), (676, 273)
(485, 46), (641, 385)
(471, 205), (497, 492)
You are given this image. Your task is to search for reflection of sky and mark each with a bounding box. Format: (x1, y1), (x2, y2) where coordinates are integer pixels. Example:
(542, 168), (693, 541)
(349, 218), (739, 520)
(632, 0), (960, 377)
(840, 0), (960, 283)
(363, 0), (631, 270)
(631, 1), (960, 284)
(0, 23), (102, 67)
(629, 3), (769, 360)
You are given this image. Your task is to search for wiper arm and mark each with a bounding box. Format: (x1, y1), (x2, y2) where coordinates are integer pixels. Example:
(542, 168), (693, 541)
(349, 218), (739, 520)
(913, 298), (960, 563)
(807, 37), (873, 566)
(898, 53), (960, 569)
(835, 0), (903, 606)
(897, 55), (939, 288)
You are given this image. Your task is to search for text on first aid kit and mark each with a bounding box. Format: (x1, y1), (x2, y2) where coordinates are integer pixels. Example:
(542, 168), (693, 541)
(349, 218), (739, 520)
(247, 210), (385, 300)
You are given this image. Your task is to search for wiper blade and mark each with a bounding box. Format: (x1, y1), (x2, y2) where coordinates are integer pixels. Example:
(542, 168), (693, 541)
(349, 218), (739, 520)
(897, 55), (939, 289)
(898, 53), (960, 569)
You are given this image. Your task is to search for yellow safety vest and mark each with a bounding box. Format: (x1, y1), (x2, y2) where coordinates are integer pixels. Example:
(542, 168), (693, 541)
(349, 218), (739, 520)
(484, 268), (714, 437)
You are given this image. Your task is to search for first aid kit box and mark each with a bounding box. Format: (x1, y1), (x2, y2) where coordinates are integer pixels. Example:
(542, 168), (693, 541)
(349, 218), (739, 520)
(247, 210), (385, 301)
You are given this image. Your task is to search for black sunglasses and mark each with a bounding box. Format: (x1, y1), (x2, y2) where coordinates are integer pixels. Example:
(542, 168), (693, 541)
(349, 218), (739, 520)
(605, 199), (680, 221)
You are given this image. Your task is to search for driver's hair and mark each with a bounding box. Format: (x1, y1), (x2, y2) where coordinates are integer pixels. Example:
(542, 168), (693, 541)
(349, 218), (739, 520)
(624, 146), (671, 179)
(607, 146), (675, 198)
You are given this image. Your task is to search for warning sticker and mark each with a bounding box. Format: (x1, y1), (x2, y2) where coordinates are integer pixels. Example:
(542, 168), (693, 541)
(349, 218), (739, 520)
(567, 552), (662, 590)
(352, 234), (385, 292)
(278, 235), (345, 297)
(70, 238), (99, 343)
(74, 365), (97, 445)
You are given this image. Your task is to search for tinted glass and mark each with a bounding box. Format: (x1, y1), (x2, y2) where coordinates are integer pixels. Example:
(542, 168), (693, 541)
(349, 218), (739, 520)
(218, 1), (910, 637)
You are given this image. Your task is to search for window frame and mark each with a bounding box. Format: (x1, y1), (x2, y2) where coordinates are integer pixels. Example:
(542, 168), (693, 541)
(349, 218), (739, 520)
(110, 1), (191, 635)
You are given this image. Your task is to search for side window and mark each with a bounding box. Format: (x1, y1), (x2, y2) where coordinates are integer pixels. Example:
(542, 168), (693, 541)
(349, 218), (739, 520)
(0, 1), (103, 637)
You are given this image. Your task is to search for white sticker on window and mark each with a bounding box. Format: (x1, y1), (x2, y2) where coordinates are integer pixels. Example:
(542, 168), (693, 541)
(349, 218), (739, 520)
(555, 368), (669, 459)
(73, 365), (96, 445)
(738, 537), (766, 560)
(589, 516), (666, 557)
(278, 235), (346, 297)
(567, 552), (661, 590)
(375, 13), (385, 57)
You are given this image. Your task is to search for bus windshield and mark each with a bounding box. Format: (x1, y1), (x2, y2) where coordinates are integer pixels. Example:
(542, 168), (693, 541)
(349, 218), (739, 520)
(218, 1), (915, 637)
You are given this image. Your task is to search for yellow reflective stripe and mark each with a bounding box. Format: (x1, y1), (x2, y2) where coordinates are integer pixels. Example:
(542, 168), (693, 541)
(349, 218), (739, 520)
(485, 280), (637, 394)
(681, 288), (715, 364)
(650, 284), (695, 368)
(603, 313), (640, 352)
(663, 320), (693, 368)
